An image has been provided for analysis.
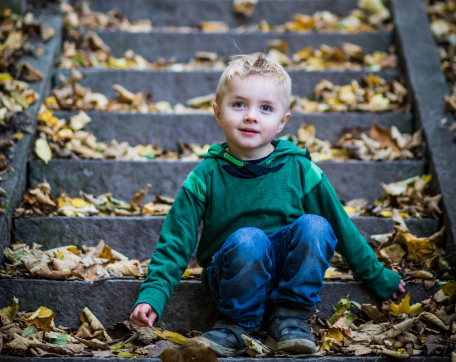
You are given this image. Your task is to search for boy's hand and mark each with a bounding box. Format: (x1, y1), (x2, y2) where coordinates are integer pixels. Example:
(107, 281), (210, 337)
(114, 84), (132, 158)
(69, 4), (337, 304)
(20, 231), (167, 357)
(130, 303), (158, 327)
(391, 280), (406, 299)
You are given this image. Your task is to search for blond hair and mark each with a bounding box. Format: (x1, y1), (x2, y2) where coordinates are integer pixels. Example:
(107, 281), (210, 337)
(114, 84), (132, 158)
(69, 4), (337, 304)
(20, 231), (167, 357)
(215, 53), (292, 111)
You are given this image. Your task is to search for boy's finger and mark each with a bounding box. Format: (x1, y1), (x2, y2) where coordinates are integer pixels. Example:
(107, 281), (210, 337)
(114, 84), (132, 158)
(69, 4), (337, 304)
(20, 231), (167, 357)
(399, 284), (406, 293)
(392, 293), (397, 299)
(139, 310), (151, 324)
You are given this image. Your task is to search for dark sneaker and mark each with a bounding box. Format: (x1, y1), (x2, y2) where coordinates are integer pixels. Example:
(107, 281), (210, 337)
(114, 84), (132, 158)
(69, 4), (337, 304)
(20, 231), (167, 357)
(201, 320), (259, 357)
(265, 305), (316, 354)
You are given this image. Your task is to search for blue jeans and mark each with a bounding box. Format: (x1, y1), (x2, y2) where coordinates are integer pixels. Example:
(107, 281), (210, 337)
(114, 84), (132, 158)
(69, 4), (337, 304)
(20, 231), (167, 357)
(206, 214), (337, 328)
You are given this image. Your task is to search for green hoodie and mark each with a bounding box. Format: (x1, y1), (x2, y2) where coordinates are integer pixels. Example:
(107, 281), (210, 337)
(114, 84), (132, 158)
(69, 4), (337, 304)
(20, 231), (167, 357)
(135, 139), (401, 318)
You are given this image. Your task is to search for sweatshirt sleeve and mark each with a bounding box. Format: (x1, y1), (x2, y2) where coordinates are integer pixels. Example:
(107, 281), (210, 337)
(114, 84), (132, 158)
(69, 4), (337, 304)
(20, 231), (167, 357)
(301, 161), (401, 300)
(133, 171), (206, 318)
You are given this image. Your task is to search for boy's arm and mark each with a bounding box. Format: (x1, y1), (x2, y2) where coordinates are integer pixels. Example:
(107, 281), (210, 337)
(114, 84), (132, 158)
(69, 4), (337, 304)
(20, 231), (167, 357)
(133, 182), (206, 318)
(301, 161), (401, 300)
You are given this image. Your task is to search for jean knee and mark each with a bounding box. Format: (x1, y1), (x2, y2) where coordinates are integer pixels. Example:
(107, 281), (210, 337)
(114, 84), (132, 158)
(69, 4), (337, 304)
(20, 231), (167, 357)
(293, 214), (337, 248)
(223, 227), (270, 259)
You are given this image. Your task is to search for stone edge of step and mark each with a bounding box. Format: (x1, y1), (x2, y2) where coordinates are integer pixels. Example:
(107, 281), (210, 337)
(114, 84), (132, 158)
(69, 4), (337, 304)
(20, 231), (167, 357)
(0, 13), (63, 264)
(391, 0), (456, 267)
(13, 216), (440, 260)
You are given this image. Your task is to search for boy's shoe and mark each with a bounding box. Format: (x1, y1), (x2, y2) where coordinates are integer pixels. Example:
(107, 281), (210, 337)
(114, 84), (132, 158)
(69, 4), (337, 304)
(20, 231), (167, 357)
(201, 320), (259, 357)
(265, 305), (316, 354)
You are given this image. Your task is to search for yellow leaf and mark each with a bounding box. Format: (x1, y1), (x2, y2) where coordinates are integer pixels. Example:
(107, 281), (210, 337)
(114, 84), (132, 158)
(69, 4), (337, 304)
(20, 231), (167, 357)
(57, 195), (69, 208)
(0, 73), (13, 81)
(117, 352), (144, 358)
(13, 132), (23, 139)
(35, 138), (52, 164)
(327, 327), (344, 341)
(69, 198), (89, 208)
(67, 246), (80, 255)
(329, 295), (350, 325)
(343, 206), (357, 214)
(182, 270), (192, 277)
(24, 306), (56, 331)
(55, 250), (65, 260)
(380, 210), (392, 217)
(422, 174), (432, 184)
(390, 293), (423, 316)
(45, 96), (57, 105)
(2, 297), (19, 321)
(162, 331), (188, 345)
(110, 344), (124, 350)
(324, 267), (342, 279)
(319, 335), (332, 351)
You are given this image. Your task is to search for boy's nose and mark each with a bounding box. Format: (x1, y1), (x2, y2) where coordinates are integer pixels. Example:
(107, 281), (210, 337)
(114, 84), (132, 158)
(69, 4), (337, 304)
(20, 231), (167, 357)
(244, 109), (259, 122)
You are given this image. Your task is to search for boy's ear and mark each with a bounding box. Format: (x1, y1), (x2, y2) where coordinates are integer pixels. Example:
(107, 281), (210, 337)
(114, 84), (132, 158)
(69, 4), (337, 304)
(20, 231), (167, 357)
(213, 103), (222, 127)
(276, 112), (291, 134)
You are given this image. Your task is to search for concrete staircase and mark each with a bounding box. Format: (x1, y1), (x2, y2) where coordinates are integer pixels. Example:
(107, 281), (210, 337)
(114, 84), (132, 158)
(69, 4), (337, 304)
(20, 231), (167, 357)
(1, 0), (455, 360)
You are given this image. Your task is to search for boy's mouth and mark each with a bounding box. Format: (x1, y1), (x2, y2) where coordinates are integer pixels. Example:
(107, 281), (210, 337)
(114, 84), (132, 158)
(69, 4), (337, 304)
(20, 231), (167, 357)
(239, 128), (259, 134)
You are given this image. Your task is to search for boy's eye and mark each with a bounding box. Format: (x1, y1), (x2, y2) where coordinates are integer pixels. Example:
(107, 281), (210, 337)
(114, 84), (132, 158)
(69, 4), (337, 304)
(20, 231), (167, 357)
(232, 101), (245, 108)
(261, 105), (273, 112)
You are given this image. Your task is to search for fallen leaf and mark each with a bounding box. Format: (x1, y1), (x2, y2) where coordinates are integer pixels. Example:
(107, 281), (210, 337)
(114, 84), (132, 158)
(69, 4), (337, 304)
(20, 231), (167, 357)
(35, 138), (52, 164)
(390, 294), (423, 316)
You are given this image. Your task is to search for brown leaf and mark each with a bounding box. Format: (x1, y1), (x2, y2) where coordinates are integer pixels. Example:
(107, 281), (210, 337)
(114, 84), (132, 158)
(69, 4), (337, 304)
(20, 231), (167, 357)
(80, 308), (105, 332)
(74, 336), (110, 350)
(361, 304), (384, 323)
(131, 184), (151, 211)
(370, 121), (400, 152)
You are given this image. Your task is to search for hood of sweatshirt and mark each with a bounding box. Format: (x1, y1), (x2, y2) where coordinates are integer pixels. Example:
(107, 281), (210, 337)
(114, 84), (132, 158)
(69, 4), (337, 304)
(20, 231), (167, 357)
(203, 139), (310, 168)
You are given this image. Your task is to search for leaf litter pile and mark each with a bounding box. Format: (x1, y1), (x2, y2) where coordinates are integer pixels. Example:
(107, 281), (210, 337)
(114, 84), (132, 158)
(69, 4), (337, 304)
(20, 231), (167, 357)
(343, 174), (442, 220)
(0, 9), (54, 82)
(0, 9), (53, 197)
(13, 182), (174, 218)
(34, 106), (210, 163)
(62, 0), (391, 36)
(0, 297), (219, 359)
(59, 31), (397, 73)
(291, 74), (409, 113)
(426, 0), (456, 141)
(46, 69), (409, 115)
(1, 238), (202, 282)
(281, 121), (424, 162)
(1, 283), (456, 359)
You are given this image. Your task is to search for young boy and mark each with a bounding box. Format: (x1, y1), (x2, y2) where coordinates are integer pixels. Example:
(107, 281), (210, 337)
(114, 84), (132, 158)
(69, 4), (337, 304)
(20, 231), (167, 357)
(130, 53), (406, 356)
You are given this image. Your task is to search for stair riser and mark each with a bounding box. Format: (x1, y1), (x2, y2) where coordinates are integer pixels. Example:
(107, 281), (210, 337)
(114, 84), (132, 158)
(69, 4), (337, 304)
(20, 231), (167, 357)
(52, 111), (414, 148)
(83, 0), (360, 27)
(0, 279), (437, 331)
(14, 217), (439, 261)
(96, 32), (392, 61)
(28, 160), (425, 202)
(55, 69), (401, 104)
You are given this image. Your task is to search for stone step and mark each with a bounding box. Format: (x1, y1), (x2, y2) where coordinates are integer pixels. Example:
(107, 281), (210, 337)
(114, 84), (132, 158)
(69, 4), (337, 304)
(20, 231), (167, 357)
(53, 111), (414, 149)
(82, 0), (361, 27)
(14, 216), (439, 261)
(0, 14), (63, 263)
(55, 69), (401, 104)
(0, 278), (437, 331)
(0, 0), (26, 14)
(0, 357), (447, 362)
(28, 159), (425, 203)
(96, 31), (392, 61)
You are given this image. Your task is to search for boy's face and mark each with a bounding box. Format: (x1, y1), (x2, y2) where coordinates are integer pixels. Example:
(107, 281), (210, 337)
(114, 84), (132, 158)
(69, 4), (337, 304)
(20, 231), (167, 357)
(213, 74), (290, 160)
